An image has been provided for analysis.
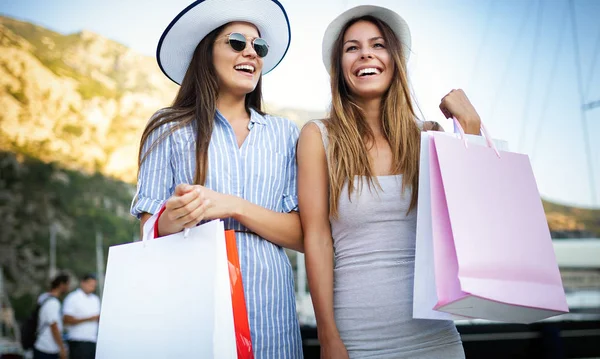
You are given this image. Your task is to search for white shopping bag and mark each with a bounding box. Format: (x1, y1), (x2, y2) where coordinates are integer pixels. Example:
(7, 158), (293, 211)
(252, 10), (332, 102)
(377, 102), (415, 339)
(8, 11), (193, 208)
(413, 130), (508, 321)
(96, 218), (236, 359)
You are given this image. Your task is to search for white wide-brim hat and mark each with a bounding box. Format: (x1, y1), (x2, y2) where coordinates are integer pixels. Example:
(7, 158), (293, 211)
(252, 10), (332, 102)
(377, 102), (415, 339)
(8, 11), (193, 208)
(322, 5), (411, 73)
(157, 0), (291, 85)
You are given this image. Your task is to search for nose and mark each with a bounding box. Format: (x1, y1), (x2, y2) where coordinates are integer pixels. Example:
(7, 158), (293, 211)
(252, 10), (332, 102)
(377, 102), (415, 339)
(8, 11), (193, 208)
(242, 41), (257, 58)
(359, 47), (374, 60)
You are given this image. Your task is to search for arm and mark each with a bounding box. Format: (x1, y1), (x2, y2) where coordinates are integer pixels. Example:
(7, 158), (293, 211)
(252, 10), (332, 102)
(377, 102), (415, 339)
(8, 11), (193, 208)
(63, 314), (98, 325)
(132, 118), (177, 237)
(439, 89), (481, 135)
(49, 322), (66, 353)
(234, 205), (303, 252)
(149, 186), (303, 251)
(144, 187), (303, 251)
(62, 294), (98, 325)
(196, 123), (303, 252)
(231, 126), (303, 251)
(296, 123), (341, 344)
(41, 301), (66, 358)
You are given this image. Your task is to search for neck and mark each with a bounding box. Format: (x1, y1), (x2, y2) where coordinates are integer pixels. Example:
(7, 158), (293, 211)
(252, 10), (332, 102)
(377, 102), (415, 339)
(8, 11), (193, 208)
(80, 288), (94, 295)
(49, 288), (61, 297)
(217, 92), (249, 123)
(357, 97), (383, 136)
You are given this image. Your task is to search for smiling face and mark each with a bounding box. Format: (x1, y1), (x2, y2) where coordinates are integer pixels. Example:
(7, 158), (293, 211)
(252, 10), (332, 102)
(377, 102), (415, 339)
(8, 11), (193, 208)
(341, 20), (395, 101)
(212, 21), (264, 98)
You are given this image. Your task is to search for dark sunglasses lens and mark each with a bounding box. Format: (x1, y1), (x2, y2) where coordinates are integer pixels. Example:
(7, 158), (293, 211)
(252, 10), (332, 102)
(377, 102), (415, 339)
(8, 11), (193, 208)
(228, 33), (247, 51)
(253, 38), (269, 58)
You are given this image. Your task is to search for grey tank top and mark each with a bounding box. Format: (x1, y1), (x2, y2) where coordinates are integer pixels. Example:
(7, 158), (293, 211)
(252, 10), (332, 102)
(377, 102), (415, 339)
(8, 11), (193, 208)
(309, 120), (464, 359)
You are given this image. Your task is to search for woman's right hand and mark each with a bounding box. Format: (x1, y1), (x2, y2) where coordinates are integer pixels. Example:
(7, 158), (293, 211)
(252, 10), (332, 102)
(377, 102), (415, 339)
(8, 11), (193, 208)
(157, 184), (211, 236)
(320, 336), (349, 359)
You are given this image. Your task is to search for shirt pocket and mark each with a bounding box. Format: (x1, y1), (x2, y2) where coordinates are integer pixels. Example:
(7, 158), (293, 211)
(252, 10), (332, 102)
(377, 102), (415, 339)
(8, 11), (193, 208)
(244, 147), (287, 209)
(170, 127), (196, 184)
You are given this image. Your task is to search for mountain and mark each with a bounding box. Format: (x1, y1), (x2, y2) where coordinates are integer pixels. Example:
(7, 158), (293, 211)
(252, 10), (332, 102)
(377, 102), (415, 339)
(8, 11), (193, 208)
(543, 201), (600, 239)
(0, 16), (324, 184)
(0, 16), (179, 183)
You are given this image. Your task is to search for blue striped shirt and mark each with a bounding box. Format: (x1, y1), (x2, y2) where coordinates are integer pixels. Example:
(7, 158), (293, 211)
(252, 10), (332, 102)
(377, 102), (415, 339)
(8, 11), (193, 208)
(131, 108), (303, 358)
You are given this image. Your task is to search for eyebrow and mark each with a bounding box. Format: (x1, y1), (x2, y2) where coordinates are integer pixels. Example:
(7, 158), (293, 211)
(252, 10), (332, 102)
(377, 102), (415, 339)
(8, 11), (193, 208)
(225, 32), (259, 40)
(343, 36), (385, 45)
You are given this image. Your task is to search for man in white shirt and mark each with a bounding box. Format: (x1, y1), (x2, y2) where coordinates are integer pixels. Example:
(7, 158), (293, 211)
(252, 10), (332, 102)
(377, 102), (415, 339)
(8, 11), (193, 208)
(34, 274), (70, 359)
(62, 274), (101, 359)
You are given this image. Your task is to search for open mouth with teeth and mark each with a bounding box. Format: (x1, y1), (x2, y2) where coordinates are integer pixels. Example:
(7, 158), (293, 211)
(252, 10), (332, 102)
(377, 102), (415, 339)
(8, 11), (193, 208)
(356, 67), (382, 77)
(235, 64), (255, 74)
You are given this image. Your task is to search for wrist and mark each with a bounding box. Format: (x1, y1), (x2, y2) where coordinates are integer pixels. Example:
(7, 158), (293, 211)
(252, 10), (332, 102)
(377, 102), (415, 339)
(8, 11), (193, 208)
(317, 325), (340, 342)
(457, 114), (481, 135)
(230, 195), (245, 220)
(157, 208), (180, 237)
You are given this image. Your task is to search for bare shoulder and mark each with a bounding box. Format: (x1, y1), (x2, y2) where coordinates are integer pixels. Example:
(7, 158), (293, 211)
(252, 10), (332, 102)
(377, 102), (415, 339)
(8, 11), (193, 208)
(300, 120), (323, 136)
(298, 120), (328, 159)
(301, 118), (330, 134)
(299, 119), (328, 148)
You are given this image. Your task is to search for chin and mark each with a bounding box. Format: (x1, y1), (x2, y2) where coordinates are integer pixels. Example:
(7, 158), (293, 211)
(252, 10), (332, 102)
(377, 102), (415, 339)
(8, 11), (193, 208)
(239, 84), (258, 95)
(227, 82), (258, 97)
(352, 88), (387, 100)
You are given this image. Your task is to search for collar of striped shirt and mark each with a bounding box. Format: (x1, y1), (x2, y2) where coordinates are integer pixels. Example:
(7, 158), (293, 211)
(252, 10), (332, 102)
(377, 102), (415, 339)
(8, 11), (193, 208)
(215, 108), (267, 126)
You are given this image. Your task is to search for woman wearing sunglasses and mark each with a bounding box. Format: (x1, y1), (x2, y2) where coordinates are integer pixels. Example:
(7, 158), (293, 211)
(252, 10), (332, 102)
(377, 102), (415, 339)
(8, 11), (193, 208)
(130, 0), (303, 357)
(298, 5), (482, 359)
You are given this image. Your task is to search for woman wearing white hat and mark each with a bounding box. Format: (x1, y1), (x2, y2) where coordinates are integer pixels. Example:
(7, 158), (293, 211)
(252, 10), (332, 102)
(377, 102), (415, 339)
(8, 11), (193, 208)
(131, 0), (303, 357)
(298, 5), (480, 358)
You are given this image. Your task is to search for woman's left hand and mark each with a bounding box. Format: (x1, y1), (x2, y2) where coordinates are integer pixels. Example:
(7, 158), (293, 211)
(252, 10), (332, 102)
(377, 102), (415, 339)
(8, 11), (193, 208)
(192, 185), (240, 220)
(439, 89), (481, 135)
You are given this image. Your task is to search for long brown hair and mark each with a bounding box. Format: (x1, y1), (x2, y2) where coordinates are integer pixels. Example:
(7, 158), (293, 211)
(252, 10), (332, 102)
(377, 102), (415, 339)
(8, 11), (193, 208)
(138, 23), (264, 185)
(327, 15), (421, 217)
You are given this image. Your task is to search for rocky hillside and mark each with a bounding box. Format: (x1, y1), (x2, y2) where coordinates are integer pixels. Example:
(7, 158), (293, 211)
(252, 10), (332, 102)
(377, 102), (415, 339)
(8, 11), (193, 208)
(0, 16), (323, 184)
(543, 201), (600, 239)
(0, 16), (180, 183)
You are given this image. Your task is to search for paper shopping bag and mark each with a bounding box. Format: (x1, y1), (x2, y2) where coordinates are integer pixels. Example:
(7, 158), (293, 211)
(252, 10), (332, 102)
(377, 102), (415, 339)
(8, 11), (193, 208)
(96, 220), (236, 359)
(414, 121), (568, 324)
(414, 132), (508, 321)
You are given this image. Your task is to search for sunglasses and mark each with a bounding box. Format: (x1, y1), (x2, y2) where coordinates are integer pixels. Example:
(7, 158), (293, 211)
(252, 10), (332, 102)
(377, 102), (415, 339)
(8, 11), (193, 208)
(221, 32), (269, 58)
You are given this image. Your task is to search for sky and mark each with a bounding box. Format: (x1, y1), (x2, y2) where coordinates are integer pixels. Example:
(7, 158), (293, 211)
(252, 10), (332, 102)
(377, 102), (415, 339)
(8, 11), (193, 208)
(1, 0), (599, 209)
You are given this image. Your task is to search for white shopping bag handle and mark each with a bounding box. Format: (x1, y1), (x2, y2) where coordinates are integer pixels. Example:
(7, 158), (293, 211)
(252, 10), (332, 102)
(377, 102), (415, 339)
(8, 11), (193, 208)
(141, 206), (191, 246)
(452, 117), (500, 158)
(142, 210), (160, 245)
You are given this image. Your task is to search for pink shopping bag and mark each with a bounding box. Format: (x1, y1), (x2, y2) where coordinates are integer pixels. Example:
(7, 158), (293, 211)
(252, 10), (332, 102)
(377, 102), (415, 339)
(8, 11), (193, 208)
(419, 119), (568, 323)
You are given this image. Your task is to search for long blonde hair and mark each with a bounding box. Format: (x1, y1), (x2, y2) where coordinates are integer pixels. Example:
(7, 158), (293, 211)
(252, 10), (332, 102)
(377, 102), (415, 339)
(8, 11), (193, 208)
(327, 15), (420, 218)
